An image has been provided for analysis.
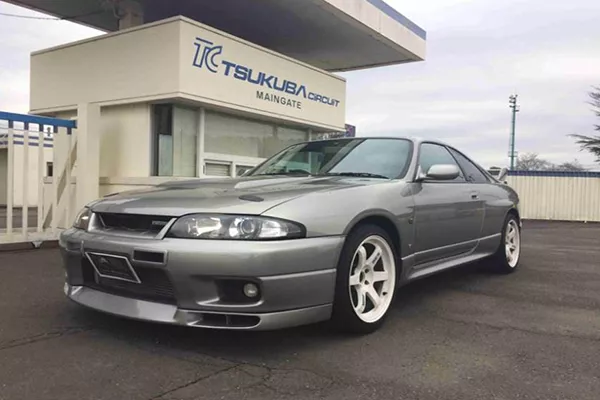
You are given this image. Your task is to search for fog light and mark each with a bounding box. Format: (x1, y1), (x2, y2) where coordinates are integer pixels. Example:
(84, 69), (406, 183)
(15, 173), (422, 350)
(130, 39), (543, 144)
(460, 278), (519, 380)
(243, 283), (259, 298)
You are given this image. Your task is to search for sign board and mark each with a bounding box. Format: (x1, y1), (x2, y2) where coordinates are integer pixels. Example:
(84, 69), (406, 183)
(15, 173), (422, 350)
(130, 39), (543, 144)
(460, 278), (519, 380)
(180, 18), (346, 130)
(315, 124), (356, 140)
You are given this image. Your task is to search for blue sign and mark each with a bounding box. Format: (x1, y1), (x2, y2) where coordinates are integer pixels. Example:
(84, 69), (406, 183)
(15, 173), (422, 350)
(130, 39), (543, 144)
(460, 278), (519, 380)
(344, 124), (356, 137)
(192, 37), (341, 109)
(316, 124), (356, 140)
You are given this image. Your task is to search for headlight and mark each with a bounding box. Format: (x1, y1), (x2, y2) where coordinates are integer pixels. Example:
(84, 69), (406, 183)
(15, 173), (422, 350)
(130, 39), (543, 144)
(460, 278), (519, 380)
(73, 207), (92, 230)
(167, 215), (305, 240)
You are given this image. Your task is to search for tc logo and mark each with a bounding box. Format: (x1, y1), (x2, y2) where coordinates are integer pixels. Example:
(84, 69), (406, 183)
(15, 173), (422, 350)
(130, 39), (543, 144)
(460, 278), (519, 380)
(192, 37), (222, 73)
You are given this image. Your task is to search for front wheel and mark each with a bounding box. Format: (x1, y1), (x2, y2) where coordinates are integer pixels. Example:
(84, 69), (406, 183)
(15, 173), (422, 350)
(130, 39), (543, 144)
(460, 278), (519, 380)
(489, 214), (522, 274)
(331, 225), (398, 334)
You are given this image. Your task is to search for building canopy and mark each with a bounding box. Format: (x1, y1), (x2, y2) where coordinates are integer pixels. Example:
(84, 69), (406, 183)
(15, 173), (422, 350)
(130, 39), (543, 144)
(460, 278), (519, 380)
(5, 0), (426, 71)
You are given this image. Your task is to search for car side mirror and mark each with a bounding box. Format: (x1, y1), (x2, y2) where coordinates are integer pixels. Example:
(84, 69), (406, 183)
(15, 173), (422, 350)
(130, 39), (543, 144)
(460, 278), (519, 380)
(423, 164), (460, 181)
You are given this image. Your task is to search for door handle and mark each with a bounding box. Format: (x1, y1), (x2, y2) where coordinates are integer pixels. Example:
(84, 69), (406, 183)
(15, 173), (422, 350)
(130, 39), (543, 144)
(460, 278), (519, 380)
(470, 191), (479, 200)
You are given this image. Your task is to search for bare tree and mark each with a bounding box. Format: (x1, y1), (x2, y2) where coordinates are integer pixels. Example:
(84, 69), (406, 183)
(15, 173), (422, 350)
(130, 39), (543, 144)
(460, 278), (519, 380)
(555, 160), (585, 171)
(516, 153), (553, 171)
(516, 153), (586, 171)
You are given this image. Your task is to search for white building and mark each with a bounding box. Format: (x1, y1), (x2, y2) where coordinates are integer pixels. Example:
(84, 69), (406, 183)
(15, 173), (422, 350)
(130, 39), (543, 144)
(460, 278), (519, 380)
(31, 16), (349, 190)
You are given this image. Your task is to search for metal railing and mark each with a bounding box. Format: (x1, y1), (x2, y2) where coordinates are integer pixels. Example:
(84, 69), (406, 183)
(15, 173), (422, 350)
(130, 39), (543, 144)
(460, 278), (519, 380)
(1, 111), (77, 246)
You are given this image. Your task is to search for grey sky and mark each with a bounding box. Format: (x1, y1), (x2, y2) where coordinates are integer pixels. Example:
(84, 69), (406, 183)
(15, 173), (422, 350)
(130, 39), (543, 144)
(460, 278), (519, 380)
(343, 0), (600, 168)
(1, 0), (599, 168)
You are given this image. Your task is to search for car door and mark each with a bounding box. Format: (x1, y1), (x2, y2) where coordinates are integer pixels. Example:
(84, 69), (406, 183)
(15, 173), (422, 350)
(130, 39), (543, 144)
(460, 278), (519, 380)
(412, 142), (484, 265)
(447, 146), (503, 240)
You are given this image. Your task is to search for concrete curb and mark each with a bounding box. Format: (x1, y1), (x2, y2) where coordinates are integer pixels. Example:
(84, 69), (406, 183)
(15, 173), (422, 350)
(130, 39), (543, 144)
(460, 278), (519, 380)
(0, 241), (59, 253)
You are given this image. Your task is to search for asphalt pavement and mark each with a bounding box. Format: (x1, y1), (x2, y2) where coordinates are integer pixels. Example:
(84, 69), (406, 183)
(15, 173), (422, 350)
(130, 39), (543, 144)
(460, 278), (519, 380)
(1, 221), (599, 400)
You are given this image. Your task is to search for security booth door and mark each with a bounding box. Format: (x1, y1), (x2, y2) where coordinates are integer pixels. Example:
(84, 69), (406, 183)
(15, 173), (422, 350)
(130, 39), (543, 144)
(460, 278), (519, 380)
(412, 142), (485, 265)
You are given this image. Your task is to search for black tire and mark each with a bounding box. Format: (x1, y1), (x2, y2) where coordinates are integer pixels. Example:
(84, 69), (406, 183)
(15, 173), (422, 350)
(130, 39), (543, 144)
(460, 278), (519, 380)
(331, 224), (399, 334)
(489, 213), (521, 274)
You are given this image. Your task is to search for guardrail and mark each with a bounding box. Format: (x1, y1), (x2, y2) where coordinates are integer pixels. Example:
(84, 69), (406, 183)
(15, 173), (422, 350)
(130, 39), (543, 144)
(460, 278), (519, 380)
(1, 111), (77, 246)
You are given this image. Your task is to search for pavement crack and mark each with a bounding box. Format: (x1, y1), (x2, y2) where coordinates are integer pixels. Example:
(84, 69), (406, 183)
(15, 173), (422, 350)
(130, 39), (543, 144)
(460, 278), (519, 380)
(149, 364), (239, 400)
(241, 363), (335, 396)
(0, 327), (92, 351)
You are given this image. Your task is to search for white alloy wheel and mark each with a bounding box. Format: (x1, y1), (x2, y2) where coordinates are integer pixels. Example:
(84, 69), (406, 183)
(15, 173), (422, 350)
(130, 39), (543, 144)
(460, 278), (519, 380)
(505, 219), (521, 268)
(348, 235), (396, 323)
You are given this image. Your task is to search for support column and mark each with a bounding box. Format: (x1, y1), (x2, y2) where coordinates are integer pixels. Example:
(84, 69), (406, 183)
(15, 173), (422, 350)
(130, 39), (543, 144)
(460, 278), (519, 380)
(117, 0), (144, 30)
(197, 108), (206, 177)
(76, 103), (101, 210)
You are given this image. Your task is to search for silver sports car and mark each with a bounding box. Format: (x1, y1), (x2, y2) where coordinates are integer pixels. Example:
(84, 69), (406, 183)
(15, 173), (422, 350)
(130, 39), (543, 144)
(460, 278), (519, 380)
(60, 137), (521, 333)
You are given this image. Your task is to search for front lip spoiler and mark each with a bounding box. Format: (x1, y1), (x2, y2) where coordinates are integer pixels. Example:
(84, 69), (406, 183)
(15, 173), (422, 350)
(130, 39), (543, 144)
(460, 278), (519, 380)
(65, 284), (332, 331)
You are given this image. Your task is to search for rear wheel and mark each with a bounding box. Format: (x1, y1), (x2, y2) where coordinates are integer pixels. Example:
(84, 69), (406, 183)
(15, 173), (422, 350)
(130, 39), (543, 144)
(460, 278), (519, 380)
(331, 225), (398, 334)
(490, 214), (521, 273)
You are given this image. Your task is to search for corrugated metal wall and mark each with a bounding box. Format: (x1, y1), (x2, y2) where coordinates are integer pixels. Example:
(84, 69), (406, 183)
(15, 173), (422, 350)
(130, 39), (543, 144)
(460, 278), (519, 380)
(506, 171), (600, 222)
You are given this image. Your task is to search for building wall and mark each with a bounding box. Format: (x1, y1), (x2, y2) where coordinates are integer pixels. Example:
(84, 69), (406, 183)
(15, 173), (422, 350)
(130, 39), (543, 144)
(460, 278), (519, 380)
(100, 103), (152, 177)
(30, 17), (346, 132)
(30, 20), (180, 113)
(507, 173), (600, 222)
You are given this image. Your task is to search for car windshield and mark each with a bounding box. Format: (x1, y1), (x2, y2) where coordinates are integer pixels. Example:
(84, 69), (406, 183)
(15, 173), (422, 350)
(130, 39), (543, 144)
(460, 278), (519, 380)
(248, 138), (413, 179)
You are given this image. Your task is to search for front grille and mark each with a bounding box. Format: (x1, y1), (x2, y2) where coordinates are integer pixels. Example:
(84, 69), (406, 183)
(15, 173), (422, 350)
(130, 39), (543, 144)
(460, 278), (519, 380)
(82, 258), (176, 305)
(95, 213), (172, 235)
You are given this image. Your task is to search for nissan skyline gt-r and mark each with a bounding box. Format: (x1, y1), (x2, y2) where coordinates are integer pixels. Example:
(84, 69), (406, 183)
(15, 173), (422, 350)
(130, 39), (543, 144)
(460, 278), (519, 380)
(60, 137), (521, 333)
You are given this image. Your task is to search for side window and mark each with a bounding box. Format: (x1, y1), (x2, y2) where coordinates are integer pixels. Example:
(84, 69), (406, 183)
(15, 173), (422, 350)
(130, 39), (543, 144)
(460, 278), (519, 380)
(448, 148), (489, 183)
(418, 143), (465, 182)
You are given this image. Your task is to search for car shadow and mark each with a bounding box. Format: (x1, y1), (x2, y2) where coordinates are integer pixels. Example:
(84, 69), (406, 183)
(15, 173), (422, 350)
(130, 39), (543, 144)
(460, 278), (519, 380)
(392, 260), (498, 310)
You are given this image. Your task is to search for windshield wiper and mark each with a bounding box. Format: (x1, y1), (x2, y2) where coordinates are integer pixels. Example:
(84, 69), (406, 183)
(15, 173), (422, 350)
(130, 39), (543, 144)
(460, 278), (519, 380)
(321, 172), (390, 179)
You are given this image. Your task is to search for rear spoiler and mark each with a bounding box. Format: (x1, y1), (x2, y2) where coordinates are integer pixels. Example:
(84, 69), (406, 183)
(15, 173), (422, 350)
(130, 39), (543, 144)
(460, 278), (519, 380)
(497, 167), (509, 182)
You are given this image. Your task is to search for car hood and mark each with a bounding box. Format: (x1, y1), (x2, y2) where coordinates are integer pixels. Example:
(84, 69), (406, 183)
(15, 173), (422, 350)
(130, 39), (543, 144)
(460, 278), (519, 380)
(89, 175), (385, 216)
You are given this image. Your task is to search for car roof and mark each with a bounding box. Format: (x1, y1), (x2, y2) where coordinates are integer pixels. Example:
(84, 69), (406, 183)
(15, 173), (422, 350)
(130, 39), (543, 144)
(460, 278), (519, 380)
(312, 135), (453, 148)
(308, 135), (501, 180)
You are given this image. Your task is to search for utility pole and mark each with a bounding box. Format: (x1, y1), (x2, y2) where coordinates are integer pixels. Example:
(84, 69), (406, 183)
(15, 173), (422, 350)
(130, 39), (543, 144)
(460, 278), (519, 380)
(508, 94), (520, 169)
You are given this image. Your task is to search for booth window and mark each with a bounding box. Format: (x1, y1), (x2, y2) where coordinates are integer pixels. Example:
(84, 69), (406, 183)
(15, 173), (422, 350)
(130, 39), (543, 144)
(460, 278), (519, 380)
(152, 104), (197, 177)
(151, 106), (310, 178)
(204, 111), (308, 159)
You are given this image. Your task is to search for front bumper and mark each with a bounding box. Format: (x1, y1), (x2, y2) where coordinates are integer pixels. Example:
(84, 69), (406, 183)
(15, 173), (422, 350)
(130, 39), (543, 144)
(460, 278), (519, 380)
(60, 229), (345, 330)
(64, 284), (333, 330)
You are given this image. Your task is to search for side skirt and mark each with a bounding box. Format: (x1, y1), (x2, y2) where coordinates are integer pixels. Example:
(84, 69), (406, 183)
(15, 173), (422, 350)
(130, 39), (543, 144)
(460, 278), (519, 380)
(401, 233), (501, 282)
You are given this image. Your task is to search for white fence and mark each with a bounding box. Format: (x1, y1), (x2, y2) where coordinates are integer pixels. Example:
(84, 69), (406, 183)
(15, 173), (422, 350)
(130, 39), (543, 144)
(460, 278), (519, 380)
(506, 171), (600, 222)
(1, 112), (78, 245)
